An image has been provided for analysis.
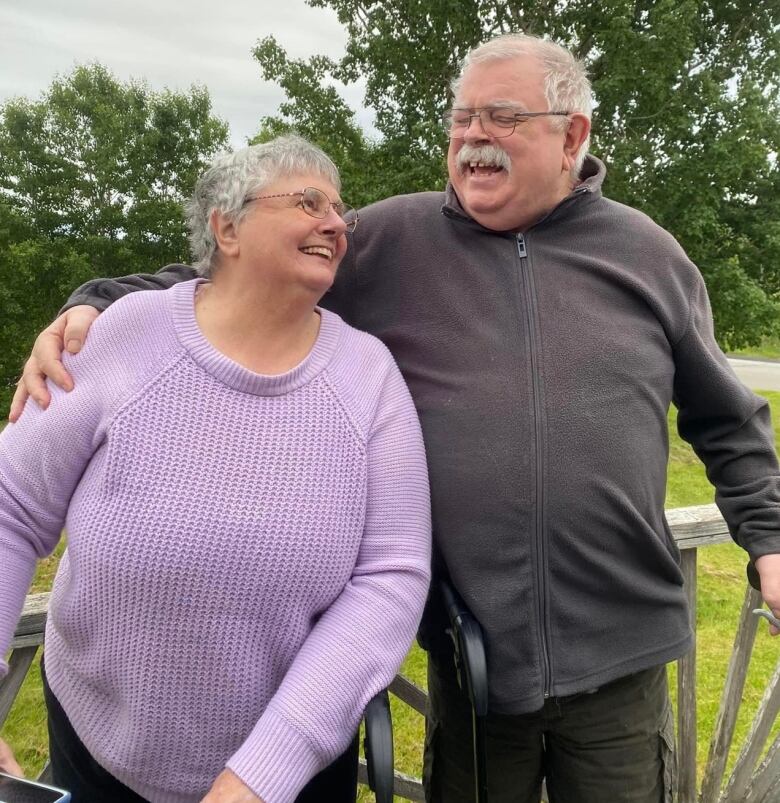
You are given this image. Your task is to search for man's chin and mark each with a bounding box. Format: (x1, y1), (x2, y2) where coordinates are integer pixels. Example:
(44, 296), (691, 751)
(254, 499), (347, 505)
(459, 190), (509, 218)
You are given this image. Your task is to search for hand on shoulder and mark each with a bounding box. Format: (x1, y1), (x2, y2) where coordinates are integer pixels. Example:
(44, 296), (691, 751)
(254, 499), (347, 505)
(8, 305), (101, 422)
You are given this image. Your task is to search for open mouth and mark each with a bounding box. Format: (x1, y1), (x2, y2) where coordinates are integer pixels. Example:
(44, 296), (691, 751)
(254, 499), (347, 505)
(299, 245), (334, 260)
(468, 161), (505, 177)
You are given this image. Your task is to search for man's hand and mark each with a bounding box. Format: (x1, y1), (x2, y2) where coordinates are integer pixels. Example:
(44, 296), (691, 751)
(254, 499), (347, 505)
(755, 553), (780, 636)
(0, 738), (23, 776)
(200, 769), (264, 803)
(8, 305), (101, 422)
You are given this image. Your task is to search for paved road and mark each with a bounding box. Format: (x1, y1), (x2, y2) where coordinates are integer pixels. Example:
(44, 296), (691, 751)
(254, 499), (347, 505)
(728, 358), (780, 392)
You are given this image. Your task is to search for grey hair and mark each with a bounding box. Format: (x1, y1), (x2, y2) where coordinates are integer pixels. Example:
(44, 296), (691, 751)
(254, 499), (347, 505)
(451, 34), (592, 175)
(186, 134), (341, 277)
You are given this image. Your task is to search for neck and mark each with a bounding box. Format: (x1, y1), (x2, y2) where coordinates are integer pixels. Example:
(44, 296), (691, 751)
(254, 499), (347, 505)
(194, 270), (322, 375)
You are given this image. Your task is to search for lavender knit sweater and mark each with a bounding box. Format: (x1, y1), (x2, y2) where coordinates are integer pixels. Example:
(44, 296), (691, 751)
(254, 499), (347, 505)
(0, 280), (431, 803)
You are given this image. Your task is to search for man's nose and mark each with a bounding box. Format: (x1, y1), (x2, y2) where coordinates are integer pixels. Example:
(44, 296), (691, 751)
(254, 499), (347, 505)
(463, 112), (492, 142)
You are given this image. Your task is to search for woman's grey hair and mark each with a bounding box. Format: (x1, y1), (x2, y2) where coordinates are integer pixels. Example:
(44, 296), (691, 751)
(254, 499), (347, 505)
(451, 34), (592, 174)
(186, 134), (341, 277)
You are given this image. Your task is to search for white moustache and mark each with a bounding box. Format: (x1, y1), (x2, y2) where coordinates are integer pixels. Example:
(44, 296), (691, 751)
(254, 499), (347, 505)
(455, 144), (512, 175)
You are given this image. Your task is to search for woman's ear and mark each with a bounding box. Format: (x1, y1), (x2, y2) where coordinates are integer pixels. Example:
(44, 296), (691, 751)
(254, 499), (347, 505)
(210, 210), (241, 259)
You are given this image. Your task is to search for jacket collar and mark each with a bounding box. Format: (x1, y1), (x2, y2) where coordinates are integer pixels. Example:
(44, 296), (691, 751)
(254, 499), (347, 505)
(441, 154), (607, 232)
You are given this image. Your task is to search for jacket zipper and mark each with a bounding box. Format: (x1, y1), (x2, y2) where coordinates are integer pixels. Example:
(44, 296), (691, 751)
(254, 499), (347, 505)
(516, 233), (552, 699)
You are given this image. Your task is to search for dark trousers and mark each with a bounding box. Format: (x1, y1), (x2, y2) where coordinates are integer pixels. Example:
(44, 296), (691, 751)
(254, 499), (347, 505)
(41, 662), (358, 803)
(423, 658), (676, 803)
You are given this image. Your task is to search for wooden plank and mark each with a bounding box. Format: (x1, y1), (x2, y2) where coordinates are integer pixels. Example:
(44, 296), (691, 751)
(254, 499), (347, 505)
(358, 761), (426, 802)
(9, 592), (48, 649)
(0, 645), (39, 728)
(743, 734), (780, 803)
(12, 592), (49, 640)
(677, 548), (698, 803)
(390, 769), (426, 802)
(699, 583), (762, 803)
(667, 504), (731, 550)
(9, 632), (45, 650)
(721, 659), (780, 803)
(389, 674), (428, 715)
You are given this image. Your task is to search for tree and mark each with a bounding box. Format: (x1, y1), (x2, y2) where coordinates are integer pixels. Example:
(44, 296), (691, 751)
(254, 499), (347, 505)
(0, 64), (230, 411)
(253, 0), (780, 348)
(0, 63), (229, 272)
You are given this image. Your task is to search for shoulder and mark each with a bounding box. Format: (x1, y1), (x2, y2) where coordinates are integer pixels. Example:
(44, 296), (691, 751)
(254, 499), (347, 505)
(95, 280), (181, 333)
(598, 198), (692, 260)
(322, 311), (414, 426)
(327, 311), (399, 377)
(358, 191), (445, 226)
(582, 195), (702, 294)
(63, 281), (185, 390)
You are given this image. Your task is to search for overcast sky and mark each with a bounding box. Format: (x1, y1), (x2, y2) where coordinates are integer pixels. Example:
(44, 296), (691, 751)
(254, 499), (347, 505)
(0, 0), (370, 147)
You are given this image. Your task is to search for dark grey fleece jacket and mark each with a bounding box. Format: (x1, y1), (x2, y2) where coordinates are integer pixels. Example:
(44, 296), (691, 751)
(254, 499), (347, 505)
(68, 156), (780, 714)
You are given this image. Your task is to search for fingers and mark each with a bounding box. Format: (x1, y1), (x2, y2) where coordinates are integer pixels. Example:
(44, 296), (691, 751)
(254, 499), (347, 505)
(19, 355), (55, 411)
(754, 553), (780, 637)
(62, 305), (100, 355)
(0, 738), (23, 777)
(8, 355), (57, 420)
(200, 769), (264, 803)
(8, 379), (30, 424)
(5, 305), (101, 421)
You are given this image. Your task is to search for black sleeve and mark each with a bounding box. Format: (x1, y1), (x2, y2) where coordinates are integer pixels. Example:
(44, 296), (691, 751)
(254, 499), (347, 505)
(63, 264), (197, 313)
(673, 275), (780, 562)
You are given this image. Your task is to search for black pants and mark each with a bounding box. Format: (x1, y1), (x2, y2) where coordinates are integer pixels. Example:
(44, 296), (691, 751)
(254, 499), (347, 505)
(42, 661), (358, 803)
(423, 658), (676, 803)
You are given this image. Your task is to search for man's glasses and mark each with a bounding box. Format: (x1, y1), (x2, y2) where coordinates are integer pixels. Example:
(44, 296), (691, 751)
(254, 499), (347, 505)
(442, 106), (570, 139)
(243, 186), (359, 232)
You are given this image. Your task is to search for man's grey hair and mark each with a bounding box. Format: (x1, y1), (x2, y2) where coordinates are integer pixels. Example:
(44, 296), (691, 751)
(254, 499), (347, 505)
(451, 34), (592, 174)
(186, 134), (341, 277)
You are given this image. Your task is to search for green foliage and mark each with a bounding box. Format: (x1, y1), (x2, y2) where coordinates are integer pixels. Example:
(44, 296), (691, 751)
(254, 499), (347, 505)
(253, 0), (780, 346)
(0, 64), (229, 410)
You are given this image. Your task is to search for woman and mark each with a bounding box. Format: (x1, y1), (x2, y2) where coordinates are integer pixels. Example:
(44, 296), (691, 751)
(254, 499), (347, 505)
(0, 135), (431, 803)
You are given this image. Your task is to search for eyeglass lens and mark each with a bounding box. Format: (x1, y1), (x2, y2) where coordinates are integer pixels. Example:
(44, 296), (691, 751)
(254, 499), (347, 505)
(301, 187), (356, 228)
(447, 107), (520, 138)
(301, 187), (331, 217)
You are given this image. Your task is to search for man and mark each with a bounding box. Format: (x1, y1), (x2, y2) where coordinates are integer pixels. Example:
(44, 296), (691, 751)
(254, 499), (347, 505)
(10, 33), (780, 803)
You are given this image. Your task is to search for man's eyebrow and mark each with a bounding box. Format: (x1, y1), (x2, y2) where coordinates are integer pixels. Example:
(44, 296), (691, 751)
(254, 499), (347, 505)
(452, 100), (527, 109)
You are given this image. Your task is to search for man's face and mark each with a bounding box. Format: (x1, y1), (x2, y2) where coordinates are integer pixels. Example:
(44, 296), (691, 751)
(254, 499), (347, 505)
(447, 56), (575, 232)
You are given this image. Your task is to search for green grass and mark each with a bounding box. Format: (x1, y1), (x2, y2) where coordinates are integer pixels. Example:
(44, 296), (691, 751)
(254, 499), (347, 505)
(5, 397), (780, 799)
(728, 336), (780, 361)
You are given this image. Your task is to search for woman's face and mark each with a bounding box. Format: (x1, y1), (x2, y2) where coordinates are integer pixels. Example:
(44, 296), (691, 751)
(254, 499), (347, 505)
(236, 172), (349, 297)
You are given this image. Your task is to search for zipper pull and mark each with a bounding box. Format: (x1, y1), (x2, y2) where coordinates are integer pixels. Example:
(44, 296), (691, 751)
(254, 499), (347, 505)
(516, 234), (527, 258)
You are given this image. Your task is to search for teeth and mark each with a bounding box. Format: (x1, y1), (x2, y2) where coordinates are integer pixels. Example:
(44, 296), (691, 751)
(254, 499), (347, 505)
(300, 246), (332, 258)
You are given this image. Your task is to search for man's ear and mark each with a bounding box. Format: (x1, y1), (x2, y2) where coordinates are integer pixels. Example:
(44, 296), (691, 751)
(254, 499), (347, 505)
(562, 113), (591, 173)
(210, 210), (240, 259)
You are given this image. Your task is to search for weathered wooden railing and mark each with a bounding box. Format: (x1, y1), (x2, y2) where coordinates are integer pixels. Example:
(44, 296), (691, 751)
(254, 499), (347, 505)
(2, 504), (778, 802)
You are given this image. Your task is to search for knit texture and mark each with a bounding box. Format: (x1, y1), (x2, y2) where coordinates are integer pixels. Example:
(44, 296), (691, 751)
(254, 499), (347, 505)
(0, 279), (431, 803)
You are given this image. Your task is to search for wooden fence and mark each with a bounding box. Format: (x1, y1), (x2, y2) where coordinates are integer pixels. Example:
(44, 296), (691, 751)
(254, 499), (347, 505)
(2, 504), (778, 802)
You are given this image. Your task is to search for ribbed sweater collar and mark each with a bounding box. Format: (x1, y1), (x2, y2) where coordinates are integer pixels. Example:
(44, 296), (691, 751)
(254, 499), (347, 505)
(171, 279), (341, 396)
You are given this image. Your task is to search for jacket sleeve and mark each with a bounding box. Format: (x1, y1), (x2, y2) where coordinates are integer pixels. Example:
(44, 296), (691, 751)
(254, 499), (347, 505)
(63, 264), (196, 313)
(672, 274), (780, 563)
(226, 363), (431, 803)
(0, 353), (110, 678)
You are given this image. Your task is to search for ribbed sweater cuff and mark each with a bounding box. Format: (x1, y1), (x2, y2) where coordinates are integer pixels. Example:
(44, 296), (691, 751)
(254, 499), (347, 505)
(227, 707), (322, 803)
(0, 538), (38, 677)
